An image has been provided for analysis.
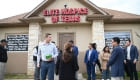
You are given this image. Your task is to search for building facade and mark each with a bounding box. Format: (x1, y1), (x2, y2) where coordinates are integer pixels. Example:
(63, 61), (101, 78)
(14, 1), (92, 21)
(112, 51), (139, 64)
(0, 0), (140, 75)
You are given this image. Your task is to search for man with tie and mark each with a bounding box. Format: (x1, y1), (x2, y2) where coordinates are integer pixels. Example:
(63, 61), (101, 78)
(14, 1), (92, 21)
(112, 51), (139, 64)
(124, 39), (139, 80)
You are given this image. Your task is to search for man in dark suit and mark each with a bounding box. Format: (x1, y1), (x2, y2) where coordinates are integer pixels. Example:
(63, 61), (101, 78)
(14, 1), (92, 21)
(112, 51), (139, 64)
(69, 40), (79, 80)
(84, 43), (98, 80)
(124, 39), (139, 80)
(107, 37), (124, 80)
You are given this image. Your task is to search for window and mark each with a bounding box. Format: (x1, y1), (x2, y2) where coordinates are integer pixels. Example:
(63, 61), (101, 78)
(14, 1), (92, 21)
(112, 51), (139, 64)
(105, 32), (130, 49)
(6, 34), (28, 51)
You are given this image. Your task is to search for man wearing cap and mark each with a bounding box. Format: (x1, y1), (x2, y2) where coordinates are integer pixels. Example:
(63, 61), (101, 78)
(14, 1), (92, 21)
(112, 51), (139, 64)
(0, 39), (8, 80)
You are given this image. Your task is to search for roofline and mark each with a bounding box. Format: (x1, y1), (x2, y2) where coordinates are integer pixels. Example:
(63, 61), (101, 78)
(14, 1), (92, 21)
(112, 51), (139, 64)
(86, 15), (113, 21)
(20, 17), (46, 23)
(24, 0), (54, 18)
(85, 0), (109, 15)
(1, 18), (140, 26)
(24, 0), (110, 19)
(102, 7), (140, 16)
(0, 23), (28, 27)
(107, 18), (140, 24)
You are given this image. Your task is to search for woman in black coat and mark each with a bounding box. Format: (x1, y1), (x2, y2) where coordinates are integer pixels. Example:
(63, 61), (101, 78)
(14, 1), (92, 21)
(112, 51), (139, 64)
(56, 42), (79, 80)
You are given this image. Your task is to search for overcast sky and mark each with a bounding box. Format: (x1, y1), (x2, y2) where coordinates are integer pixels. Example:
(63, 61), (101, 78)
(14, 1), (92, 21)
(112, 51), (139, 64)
(0, 0), (140, 19)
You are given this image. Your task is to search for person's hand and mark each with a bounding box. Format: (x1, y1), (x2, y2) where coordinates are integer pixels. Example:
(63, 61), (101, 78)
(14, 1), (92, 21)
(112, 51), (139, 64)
(48, 57), (53, 61)
(133, 59), (137, 64)
(124, 60), (127, 64)
(37, 63), (40, 68)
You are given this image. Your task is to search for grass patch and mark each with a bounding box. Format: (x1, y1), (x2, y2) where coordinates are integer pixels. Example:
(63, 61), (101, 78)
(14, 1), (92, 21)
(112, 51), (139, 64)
(83, 72), (140, 80)
(4, 74), (33, 79)
(83, 73), (101, 79)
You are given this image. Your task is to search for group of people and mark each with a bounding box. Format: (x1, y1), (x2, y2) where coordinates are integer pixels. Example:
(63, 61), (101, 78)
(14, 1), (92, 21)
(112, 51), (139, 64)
(0, 32), (139, 80)
(32, 33), (139, 80)
(84, 42), (111, 80)
(84, 37), (139, 80)
(33, 33), (79, 80)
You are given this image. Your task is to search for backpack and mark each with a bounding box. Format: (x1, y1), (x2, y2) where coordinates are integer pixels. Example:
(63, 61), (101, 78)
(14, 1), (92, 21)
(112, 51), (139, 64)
(33, 46), (38, 61)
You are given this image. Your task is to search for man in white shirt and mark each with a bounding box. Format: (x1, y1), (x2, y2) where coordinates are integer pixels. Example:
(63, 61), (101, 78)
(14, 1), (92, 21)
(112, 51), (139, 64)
(37, 33), (58, 80)
(127, 44), (131, 60)
(88, 49), (92, 61)
(124, 39), (139, 80)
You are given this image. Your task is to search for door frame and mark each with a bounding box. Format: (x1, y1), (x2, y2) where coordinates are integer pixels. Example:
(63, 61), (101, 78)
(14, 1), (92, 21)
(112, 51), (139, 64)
(57, 32), (76, 49)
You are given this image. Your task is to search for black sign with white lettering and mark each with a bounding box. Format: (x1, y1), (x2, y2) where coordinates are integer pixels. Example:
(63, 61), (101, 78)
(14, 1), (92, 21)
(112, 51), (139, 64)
(7, 34), (28, 51)
(105, 32), (130, 50)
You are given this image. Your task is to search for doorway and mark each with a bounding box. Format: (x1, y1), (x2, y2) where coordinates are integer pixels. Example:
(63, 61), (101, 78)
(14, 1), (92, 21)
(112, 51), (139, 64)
(58, 33), (75, 50)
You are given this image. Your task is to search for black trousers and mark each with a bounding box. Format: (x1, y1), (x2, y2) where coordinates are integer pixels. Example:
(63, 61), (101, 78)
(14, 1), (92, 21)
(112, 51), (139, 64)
(124, 63), (130, 77)
(96, 59), (102, 73)
(127, 60), (138, 80)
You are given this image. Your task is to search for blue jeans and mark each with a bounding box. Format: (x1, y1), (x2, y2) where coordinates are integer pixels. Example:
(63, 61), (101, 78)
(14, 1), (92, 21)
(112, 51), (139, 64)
(102, 69), (110, 79)
(86, 62), (96, 80)
(40, 61), (54, 80)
